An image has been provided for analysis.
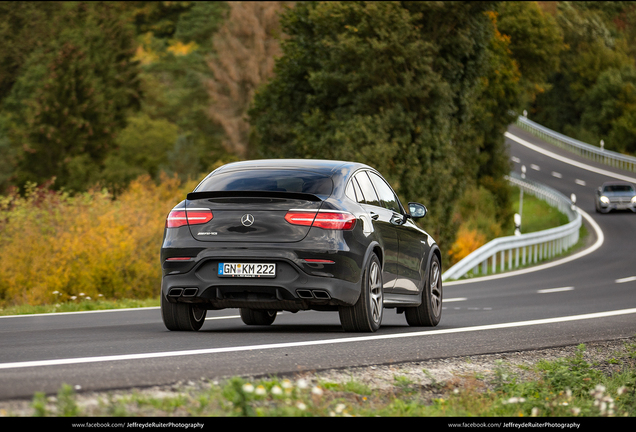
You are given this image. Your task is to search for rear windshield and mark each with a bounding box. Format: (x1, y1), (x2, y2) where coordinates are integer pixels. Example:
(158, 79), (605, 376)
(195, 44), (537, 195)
(603, 184), (635, 193)
(196, 169), (333, 196)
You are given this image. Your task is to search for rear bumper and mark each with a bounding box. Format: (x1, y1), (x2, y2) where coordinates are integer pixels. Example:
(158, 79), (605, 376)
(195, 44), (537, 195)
(161, 255), (362, 311)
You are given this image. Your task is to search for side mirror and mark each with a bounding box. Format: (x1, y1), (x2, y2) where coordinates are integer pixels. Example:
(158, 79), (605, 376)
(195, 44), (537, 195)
(408, 202), (427, 219)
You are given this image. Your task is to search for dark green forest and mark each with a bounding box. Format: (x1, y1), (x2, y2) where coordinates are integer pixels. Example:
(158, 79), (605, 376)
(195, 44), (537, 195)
(1, 1), (635, 262)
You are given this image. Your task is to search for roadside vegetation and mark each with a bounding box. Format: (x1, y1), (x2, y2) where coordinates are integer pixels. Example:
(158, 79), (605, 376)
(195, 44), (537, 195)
(3, 340), (633, 417)
(0, 175), (194, 311)
(1, 2), (634, 304)
(447, 185), (570, 266)
(0, 181), (574, 316)
(0, 3), (634, 419)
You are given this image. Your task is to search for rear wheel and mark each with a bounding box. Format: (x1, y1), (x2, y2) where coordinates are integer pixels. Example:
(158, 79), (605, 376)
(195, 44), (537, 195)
(239, 308), (277, 325)
(339, 254), (383, 332)
(405, 255), (442, 327)
(161, 295), (207, 331)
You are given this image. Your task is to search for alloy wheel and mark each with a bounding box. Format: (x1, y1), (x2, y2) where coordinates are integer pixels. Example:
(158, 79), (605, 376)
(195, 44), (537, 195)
(368, 260), (383, 325)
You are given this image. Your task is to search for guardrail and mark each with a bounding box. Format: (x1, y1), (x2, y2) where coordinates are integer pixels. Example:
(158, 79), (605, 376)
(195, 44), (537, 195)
(515, 115), (636, 173)
(441, 171), (581, 282)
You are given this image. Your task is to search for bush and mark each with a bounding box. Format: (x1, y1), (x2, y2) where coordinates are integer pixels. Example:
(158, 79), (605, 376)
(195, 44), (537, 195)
(447, 186), (503, 265)
(0, 174), (195, 307)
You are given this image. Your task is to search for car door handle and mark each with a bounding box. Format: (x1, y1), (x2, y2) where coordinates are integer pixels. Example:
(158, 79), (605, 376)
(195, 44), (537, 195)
(369, 212), (380, 220)
(391, 213), (405, 225)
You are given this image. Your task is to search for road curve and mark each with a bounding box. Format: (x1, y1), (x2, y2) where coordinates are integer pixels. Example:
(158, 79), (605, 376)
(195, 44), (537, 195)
(1, 124), (635, 400)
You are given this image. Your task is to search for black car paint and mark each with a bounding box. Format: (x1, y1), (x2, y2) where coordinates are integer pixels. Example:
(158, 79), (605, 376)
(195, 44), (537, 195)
(160, 159), (440, 320)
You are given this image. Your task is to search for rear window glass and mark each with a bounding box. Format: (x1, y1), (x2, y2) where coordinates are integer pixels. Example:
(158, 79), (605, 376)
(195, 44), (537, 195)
(196, 169), (333, 196)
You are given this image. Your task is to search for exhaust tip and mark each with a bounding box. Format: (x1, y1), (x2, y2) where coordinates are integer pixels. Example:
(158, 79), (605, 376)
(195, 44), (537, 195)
(296, 289), (314, 299)
(296, 289), (331, 300)
(312, 290), (331, 299)
(168, 288), (184, 297)
(182, 288), (198, 297)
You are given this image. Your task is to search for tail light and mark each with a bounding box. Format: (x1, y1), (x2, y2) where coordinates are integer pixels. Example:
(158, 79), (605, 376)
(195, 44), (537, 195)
(284, 210), (356, 230)
(166, 208), (213, 228)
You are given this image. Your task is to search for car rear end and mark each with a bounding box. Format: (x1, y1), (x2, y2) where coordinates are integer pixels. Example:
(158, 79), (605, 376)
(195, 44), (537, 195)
(160, 163), (367, 313)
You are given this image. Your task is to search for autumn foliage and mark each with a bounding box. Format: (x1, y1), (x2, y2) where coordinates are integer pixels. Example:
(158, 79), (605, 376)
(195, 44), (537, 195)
(206, 1), (292, 157)
(0, 175), (195, 307)
(447, 226), (488, 266)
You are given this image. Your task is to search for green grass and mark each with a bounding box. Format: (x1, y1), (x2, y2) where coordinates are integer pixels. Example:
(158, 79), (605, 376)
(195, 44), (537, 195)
(8, 341), (635, 417)
(509, 186), (570, 234)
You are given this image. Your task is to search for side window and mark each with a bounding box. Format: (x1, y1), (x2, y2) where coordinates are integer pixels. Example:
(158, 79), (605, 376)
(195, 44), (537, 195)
(355, 172), (380, 207)
(369, 172), (401, 213)
(345, 180), (357, 202)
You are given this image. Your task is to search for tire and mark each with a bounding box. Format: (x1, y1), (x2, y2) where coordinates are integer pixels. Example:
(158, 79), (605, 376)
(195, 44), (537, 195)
(161, 295), (207, 331)
(405, 254), (442, 327)
(239, 308), (277, 325)
(339, 254), (383, 332)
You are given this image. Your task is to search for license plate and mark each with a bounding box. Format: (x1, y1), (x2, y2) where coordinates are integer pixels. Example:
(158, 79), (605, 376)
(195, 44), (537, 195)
(218, 263), (276, 278)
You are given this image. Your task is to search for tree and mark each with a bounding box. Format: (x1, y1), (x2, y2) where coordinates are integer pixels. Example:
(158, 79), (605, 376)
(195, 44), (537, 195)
(0, 1), (231, 194)
(496, 1), (565, 107)
(0, 1), (62, 102)
(249, 1), (518, 252)
(532, 2), (633, 134)
(100, 113), (178, 193)
(206, 1), (292, 158)
(4, 2), (141, 192)
(129, 1), (230, 181)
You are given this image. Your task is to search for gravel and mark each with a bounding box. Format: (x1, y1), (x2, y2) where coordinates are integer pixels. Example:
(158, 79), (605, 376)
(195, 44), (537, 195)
(1, 336), (634, 416)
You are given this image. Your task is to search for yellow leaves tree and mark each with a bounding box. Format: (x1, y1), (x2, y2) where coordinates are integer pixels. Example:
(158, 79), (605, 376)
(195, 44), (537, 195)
(448, 226), (487, 265)
(206, 1), (293, 157)
(0, 175), (195, 307)
(447, 185), (506, 266)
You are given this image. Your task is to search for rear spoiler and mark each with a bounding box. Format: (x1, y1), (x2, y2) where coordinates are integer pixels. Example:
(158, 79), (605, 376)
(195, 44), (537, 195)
(186, 190), (323, 202)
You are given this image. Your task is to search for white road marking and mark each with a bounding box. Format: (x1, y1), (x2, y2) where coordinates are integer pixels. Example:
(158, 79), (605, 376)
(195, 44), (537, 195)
(445, 297), (467, 302)
(2, 308), (636, 370)
(537, 287), (574, 294)
(552, 171), (562, 178)
(206, 315), (240, 321)
(616, 276), (636, 284)
(0, 307), (160, 319)
(504, 132), (636, 184)
(511, 156), (521, 163)
(0, 308), (241, 321)
(575, 179), (586, 186)
(530, 164), (541, 171)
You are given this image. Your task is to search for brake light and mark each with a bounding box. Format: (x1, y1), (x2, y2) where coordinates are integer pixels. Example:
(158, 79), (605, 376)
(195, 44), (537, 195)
(166, 209), (213, 228)
(284, 211), (316, 227)
(285, 210), (356, 230)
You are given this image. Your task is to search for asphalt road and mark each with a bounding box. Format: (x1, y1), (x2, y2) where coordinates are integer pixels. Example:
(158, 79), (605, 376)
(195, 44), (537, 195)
(1, 124), (635, 400)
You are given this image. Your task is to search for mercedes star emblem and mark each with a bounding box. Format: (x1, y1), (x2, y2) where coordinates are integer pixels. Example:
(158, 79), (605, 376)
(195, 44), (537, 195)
(241, 214), (255, 227)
